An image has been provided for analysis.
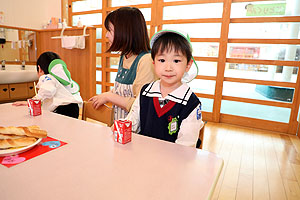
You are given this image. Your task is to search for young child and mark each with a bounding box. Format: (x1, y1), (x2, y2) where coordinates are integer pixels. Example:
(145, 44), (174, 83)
(13, 51), (83, 119)
(88, 7), (157, 120)
(126, 30), (203, 147)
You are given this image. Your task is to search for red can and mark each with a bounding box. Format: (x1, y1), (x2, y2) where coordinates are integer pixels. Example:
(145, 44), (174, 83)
(114, 120), (132, 144)
(27, 99), (42, 116)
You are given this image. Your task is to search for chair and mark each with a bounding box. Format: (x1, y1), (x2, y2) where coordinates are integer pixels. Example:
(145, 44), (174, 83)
(196, 121), (206, 149)
(82, 101), (114, 127)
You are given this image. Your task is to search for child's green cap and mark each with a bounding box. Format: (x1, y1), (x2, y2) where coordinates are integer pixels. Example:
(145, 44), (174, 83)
(48, 59), (80, 95)
(150, 29), (199, 83)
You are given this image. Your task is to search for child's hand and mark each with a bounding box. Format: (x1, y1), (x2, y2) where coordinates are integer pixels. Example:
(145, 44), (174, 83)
(12, 101), (28, 106)
(88, 93), (109, 109)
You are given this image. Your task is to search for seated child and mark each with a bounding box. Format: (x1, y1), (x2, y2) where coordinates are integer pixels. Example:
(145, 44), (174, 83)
(126, 30), (203, 147)
(13, 51), (83, 119)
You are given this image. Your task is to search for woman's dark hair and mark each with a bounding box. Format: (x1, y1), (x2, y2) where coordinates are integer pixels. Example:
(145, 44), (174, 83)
(36, 51), (61, 74)
(104, 7), (150, 56)
(151, 32), (192, 64)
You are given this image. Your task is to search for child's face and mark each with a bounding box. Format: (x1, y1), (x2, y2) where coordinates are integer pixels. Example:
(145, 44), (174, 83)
(154, 48), (193, 89)
(105, 22), (114, 45)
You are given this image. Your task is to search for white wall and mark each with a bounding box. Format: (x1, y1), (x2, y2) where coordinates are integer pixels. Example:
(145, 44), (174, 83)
(0, 0), (61, 29)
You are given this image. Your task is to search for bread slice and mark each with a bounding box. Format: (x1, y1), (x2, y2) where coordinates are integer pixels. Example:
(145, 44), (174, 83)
(0, 133), (26, 139)
(0, 126), (47, 138)
(0, 137), (37, 149)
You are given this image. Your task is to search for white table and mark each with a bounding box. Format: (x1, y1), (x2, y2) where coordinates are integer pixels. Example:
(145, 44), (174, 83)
(0, 103), (223, 200)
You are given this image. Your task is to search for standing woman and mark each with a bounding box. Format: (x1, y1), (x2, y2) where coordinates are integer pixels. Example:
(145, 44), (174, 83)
(89, 7), (157, 120)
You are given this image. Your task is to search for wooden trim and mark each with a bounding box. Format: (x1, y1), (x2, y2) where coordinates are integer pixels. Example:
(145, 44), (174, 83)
(231, 16), (300, 23)
(194, 56), (218, 62)
(228, 38), (300, 45)
(196, 75), (216, 81)
(88, 26), (96, 98)
(226, 58), (300, 67)
(191, 38), (220, 43)
(150, 0), (158, 38)
(104, 82), (114, 87)
(101, 0), (108, 92)
(103, 68), (118, 72)
(202, 111), (213, 121)
(92, 25), (102, 29)
(97, 53), (119, 57)
(213, 0), (232, 122)
(195, 93), (215, 99)
(163, 18), (222, 24)
(163, 0), (224, 6)
(0, 25), (38, 32)
(220, 113), (290, 134)
(222, 95), (292, 108)
(288, 62), (300, 134)
(224, 77), (296, 88)
(107, 4), (152, 11)
(157, 0), (164, 32)
(71, 9), (102, 15)
(68, 0), (72, 26)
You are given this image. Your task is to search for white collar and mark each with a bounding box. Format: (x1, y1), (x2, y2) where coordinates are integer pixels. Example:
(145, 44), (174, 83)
(142, 80), (193, 105)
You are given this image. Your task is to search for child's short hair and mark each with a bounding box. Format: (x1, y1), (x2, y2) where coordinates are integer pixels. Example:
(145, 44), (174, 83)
(37, 51), (61, 74)
(104, 7), (150, 55)
(151, 32), (192, 64)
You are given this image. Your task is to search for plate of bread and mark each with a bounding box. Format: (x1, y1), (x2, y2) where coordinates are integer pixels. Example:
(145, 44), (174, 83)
(0, 125), (47, 157)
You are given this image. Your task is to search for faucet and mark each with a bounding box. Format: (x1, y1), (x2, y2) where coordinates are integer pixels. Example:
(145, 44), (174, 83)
(22, 60), (25, 70)
(1, 60), (5, 70)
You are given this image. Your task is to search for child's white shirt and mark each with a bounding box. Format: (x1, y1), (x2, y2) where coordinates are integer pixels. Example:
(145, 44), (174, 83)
(35, 74), (83, 112)
(126, 80), (203, 147)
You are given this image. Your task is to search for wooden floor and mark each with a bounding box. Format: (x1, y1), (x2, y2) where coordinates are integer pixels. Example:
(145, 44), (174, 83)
(203, 122), (300, 200)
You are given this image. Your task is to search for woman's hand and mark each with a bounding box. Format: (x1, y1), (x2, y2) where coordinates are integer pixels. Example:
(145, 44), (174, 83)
(88, 93), (110, 109)
(88, 92), (128, 111)
(12, 101), (28, 106)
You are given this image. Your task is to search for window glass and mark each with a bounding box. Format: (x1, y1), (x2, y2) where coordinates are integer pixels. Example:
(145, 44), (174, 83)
(192, 42), (219, 57)
(96, 28), (102, 39)
(110, 72), (117, 82)
(224, 63), (298, 83)
(96, 70), (102, 82)
(96, 57), (101, 68)
(188, 80), (215, 95)
(199, 97), (213, 112)
(227, 44), (300, 61)
(96, 84), (102, 94)
(72, 13), (102, 26)
(196, 61), (217, 77)
(140, 8), (151, 22)
(72, 0), (102, 12)
(111, 0), (152, 7)
(163, 24), (221, 38)
(229, 23), (300, 39)
(221, 100), (291, 123)
(96, 43), (102, 53)
(163, 3), (223, 20)
(110, 57), (120, 69)
(223, 81), (294, 102)
(231, 1), (300, 18)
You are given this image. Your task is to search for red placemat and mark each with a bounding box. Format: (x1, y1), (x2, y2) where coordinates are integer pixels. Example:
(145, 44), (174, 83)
(0, 136), (67, 168)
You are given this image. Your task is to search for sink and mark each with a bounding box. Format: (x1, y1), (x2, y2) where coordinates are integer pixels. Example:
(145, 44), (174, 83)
(0, 65), (38, 84)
